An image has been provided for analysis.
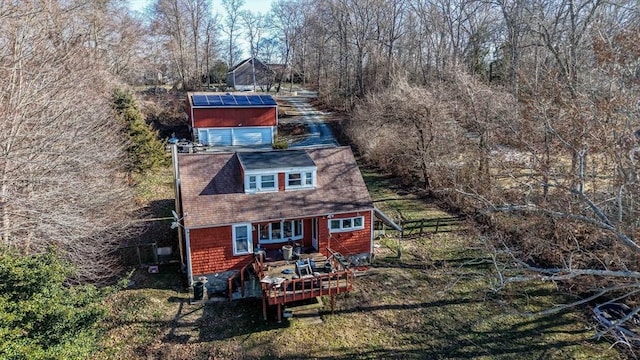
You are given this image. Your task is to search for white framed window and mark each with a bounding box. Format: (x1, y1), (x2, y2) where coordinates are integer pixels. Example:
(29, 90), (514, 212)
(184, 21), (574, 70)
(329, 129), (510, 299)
(232, 223), (253, 255)
(245, 173), (277, 192)
(286, 170), (316, 189)
(288, 173), (302, 186)
(261, 174), (275, 189)
(258, 220), (303, 243)
(329, 216), (365, 232)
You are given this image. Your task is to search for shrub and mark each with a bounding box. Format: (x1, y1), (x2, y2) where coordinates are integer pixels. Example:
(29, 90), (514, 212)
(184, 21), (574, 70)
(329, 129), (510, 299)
(0, 248), (108, 359)
(272, 137), (289, 149)
(113, 88), (169, 173)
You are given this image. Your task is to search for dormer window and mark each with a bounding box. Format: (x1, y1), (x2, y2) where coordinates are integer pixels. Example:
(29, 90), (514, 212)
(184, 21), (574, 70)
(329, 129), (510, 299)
(238, 150), (317, 193)
(286, 171), (315, 189)
(245, 174), (277, 192)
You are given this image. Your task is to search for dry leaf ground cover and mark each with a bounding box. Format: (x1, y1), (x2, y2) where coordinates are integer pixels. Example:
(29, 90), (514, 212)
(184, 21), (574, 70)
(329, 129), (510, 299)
(97, 167), (624, 359)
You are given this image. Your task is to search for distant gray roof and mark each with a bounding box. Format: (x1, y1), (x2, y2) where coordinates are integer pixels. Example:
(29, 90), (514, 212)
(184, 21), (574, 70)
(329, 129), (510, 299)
(237, 150), (315, 171)
(228, 57), (273, 73)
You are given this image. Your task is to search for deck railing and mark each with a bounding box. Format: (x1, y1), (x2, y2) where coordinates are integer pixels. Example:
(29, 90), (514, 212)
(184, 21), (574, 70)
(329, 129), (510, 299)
(254, 247), (355, 306)
(261, 270), (354, 305)
(227, 260), (254, 301)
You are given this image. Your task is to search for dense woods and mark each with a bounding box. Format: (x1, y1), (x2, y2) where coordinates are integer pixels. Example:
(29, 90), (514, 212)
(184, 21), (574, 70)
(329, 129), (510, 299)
(1, 0), (640, 356)
(272, 0), (640, 325)
(273, 0), (640, 305)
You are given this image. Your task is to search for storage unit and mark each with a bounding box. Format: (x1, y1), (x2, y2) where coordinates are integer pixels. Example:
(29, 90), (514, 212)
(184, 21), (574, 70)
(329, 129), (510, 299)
(187, 93), (278, 147)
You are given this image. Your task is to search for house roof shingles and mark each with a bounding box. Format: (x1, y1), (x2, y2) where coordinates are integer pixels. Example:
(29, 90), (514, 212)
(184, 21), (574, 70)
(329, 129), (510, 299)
(237, 150), (316, 171)
(178, 147), (373, 228)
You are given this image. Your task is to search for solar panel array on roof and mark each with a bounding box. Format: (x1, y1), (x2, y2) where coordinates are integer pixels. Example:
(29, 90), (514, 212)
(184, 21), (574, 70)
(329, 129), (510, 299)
(190, 94), (276, 107)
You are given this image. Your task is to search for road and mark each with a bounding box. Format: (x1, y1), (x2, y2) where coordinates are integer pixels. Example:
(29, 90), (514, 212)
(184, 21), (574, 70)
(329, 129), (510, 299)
(279, 92), (339, 148)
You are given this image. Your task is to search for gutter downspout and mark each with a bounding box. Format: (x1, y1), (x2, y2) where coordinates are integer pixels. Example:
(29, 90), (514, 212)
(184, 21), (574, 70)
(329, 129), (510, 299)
(190, 96), (195, 140)
(185, 228), (193, 285)
(370, 210), (374, 259)
(172, 145), (186, 272)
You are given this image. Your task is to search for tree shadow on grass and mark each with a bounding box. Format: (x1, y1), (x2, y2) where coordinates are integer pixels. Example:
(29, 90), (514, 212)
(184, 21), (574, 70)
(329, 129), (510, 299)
(140, 297), (291, 346)
(242, 307), (594, 360)
(129, 199), (176, 250)
(372, 254), (495, 273)
(197, 299), (290, 342)
(113, 281), (613, 359)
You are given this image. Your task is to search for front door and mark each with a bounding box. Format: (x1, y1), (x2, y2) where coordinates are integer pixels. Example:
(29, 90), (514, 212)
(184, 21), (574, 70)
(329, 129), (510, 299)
(312, 218), (318, 251)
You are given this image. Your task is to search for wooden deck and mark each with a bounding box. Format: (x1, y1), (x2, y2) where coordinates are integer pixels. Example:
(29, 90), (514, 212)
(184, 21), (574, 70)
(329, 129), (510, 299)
(253, 250), (356, 321)
(193, 249), (360, 321)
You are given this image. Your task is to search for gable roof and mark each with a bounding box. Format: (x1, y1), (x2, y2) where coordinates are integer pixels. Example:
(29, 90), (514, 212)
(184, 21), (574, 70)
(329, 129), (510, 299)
(178, 147), (373, 228)
(228, 57), (274, 73)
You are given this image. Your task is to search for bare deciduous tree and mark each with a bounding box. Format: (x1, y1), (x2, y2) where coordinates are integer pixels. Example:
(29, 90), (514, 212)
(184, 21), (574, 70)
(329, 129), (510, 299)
(349, 77), (465, 191)
(150, 0), (215, 89)
(0, 1), (134, 284)
(221, 0), (245, 68)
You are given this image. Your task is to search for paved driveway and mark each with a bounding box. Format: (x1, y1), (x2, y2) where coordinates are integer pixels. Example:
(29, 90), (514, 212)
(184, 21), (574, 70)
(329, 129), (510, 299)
(278, 93), (339, 148)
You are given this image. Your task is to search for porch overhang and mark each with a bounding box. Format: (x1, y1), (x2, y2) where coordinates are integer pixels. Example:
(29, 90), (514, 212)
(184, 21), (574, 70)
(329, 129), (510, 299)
(373, 207), (402, 231)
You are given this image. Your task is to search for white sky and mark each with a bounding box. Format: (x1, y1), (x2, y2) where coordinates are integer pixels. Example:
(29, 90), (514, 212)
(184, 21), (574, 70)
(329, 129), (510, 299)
(128, 0), (275, 15)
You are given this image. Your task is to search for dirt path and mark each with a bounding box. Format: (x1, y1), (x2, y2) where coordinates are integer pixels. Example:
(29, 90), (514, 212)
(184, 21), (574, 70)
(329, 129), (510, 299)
(277, 94), (339, 148)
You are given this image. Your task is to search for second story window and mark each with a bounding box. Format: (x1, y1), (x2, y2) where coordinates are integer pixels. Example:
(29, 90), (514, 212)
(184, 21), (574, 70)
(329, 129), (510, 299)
(286, 171), (315, 189)
(245, 174), (277, 192)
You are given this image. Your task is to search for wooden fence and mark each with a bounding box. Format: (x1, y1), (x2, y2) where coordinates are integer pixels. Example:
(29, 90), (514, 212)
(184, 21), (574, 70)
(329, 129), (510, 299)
(399, 216), (465, 238)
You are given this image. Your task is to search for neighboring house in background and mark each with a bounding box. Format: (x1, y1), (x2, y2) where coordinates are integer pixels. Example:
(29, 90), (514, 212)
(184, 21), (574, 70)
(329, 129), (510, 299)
(186, 92), (277, 147)
(226, 57), (275, 91)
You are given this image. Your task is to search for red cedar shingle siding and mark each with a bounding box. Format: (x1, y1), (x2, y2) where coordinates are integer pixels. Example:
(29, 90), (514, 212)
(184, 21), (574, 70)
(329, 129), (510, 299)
(190, 212), (371, 274)
(193, 108), (276, 128)
(318, 211), (372, 256)
(190, 226), (253, 274)
(330, 211), (373, 254)
(178, 147), (374, 228)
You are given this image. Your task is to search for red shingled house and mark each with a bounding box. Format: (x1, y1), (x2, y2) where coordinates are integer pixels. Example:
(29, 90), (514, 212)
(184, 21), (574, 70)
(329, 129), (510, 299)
(174, 146), (398, 320)
(186, 92), (277, 147)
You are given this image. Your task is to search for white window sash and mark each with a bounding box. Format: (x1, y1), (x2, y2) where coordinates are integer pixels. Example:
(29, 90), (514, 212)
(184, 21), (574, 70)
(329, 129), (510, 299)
(328, 216), (365, 232)
(232, 223), (253, 255)
(245, 173), (278, 193)
(285, 170), (316, 190)
(258, 220), (303, 244)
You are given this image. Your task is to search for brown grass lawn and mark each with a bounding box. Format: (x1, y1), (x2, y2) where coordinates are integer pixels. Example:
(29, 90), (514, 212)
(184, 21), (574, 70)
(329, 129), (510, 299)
(98, 166), (625, 359)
